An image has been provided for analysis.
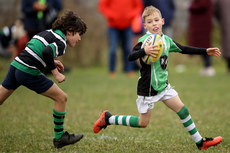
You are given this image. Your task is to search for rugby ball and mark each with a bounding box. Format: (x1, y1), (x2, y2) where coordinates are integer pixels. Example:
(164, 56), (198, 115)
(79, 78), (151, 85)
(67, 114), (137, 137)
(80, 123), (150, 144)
(141, 34), (163, 65)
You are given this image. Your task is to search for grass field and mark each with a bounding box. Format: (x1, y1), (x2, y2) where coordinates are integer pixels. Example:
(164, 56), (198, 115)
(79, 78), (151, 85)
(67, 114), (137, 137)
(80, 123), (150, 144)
(0, 55), (230, 153)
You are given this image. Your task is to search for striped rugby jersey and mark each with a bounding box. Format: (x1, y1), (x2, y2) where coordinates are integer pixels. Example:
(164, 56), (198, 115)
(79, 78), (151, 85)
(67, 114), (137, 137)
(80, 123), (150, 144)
(136, 33), (181, 96)
(129, 32), (207, 96)
(11, 29), (67, 75)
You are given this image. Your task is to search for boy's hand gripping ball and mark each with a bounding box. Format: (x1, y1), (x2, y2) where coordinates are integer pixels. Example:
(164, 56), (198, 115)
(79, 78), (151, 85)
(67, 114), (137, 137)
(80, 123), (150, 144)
(141, 34), (164, 65)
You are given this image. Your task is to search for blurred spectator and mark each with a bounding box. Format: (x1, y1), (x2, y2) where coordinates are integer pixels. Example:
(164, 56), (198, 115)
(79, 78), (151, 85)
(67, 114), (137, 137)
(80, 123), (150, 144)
(188, 0), (216, 76)
(98, 0), (143, 78)
(143, 0), (160, 8)
(41, 0), (63, 29)
(214, 0), (230, 74)
(21, 0), (62, 39)
(0, 19), (29, 61)
(0, 26), (13, 58)
(159, 0), (175, 37)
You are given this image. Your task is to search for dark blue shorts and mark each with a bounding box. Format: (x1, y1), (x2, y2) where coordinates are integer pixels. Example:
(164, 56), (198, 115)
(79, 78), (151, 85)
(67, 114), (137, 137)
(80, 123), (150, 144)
(2, 65), (54, 94)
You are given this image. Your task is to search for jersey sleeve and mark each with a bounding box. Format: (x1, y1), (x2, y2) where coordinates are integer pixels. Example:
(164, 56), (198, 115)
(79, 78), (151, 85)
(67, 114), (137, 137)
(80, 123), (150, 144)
(128, 42), (146, 61)
(42, 46), (56, 70)
(48, 40), (66, 58)
(42, 37), (66, 71)
(174, 41), (207, 55)
(164, 35), (182, 53)
(165, 35), (207, 55)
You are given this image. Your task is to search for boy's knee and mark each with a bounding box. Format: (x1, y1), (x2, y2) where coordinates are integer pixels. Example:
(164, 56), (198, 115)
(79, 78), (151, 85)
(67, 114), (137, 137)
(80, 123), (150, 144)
(62, 92), (68, 103)
(64, 93), (68, 101)
(57, 92), (67, 103)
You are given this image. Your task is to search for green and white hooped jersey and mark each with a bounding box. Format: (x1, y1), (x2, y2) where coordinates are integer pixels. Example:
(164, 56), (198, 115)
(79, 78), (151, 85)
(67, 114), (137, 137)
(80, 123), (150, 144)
(137, 33), (182, 96)
(11, 29), (67, 75)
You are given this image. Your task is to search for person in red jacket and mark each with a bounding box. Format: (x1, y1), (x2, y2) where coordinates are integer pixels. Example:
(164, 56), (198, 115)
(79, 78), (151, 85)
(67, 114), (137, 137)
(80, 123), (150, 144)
(98, 0), (143, 78)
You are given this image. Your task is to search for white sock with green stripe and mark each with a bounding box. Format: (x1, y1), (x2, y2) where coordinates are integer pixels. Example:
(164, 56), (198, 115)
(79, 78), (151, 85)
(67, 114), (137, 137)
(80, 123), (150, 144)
(108, 115), (140, 127)
(177, 105), (203, 144)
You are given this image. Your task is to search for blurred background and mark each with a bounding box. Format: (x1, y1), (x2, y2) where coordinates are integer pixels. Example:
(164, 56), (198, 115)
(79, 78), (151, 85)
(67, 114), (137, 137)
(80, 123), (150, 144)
(0, 0), (225, 74)
(0, 1), (229, 152)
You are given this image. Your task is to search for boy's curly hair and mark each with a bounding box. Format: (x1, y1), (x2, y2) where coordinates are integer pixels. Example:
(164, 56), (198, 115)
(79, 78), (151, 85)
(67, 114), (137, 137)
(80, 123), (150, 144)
(52, 10), (87, 35)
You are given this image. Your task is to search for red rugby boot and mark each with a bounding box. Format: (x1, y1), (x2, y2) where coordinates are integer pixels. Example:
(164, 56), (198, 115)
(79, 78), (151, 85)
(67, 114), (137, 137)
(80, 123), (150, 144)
(196, 136), (222, 150)
(93, 110), (112, 133)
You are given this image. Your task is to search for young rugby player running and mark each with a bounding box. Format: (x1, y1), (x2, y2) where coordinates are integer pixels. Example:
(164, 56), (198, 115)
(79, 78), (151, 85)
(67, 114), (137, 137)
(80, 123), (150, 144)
(0, 10), (87, 149)
(93, 6), (222, 150)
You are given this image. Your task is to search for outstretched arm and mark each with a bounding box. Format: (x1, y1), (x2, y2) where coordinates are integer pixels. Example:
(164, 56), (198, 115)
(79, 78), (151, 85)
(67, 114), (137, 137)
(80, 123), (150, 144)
(175, 42), (221, 57)
(206, 48), (221, 57)
(175, 42), (207, 55)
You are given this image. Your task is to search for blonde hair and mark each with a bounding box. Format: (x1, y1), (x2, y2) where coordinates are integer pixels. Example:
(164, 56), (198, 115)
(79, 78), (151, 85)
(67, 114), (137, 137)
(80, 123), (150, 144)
(142, 6), (162, 22)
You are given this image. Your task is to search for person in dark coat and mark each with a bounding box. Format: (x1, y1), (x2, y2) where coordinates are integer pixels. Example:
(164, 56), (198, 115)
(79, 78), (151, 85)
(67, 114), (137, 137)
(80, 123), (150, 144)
(21, 0), (62, 39)
(188, 0), (215, 76)
(215, 0), (230, 74)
